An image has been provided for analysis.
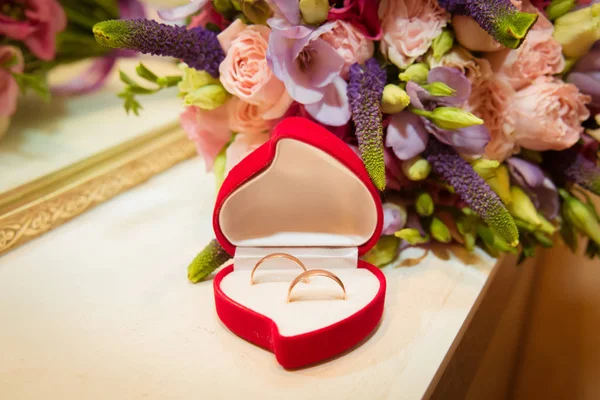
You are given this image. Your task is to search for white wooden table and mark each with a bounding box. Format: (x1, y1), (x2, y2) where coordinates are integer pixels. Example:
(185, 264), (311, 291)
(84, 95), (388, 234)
(0, 158), (536, 400)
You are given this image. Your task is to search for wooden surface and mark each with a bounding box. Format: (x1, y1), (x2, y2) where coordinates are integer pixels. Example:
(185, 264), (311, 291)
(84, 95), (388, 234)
(513, 240), (600, 400)
(0, 157), (499, 400)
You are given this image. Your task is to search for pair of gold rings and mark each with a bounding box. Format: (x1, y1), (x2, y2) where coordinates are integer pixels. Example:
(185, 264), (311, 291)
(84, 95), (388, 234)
(250, 253), (347, 303)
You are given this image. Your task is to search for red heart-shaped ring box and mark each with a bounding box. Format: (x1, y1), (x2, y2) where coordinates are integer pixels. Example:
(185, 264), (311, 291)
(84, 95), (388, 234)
(212, 117), (386, 369)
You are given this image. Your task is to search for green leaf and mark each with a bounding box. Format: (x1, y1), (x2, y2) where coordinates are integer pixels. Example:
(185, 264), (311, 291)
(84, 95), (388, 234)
(11, 72), (50, 101)
(136, 63), (159, 84)
(157, 75), (183, 88)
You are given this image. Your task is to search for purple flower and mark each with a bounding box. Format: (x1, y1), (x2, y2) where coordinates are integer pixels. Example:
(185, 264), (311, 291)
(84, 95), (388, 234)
(93, 19), (224, 77)
(437, 0), (538, 49)
(506, 157), (559, 220)
(396, 67), (490, 156)
(568, 43), (600, 114)
(546, 149), (600, 196)
(385, 112), (429, 161)
(425, 137), (519, 246)
(348, 58), (387, 191)
(382, 203), (407, 235)
(266, 1), (350, 126)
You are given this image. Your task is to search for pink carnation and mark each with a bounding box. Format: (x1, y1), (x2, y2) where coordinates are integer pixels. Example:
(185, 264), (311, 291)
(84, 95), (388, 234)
(486, 6), (564, 90)
(0, 46), (24, 139)
(180, 105), (232, 171)
(321, 20), (374, 80)
(469, 78), (518, 161)
(0, 0), (67, 61)
(510, 77), (591, 151)
(378, 0), (448, 69)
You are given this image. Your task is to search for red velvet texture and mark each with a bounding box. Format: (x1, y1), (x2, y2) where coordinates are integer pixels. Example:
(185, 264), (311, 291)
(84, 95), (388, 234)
(211, 117), (386, 369)
(214, 262), (386, 370)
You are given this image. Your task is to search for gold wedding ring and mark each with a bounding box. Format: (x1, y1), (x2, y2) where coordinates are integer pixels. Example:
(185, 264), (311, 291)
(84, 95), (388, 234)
(250, 253), (307, 285)
(287, 269), (347, 303)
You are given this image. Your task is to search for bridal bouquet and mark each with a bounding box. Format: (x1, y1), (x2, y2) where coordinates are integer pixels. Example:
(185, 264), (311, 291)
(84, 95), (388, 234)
(0, 0), (145, 138)
(92, 0), (600, 282)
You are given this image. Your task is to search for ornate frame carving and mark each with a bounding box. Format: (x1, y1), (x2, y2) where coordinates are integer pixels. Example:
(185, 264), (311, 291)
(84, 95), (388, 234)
(0, 123), (196, 256)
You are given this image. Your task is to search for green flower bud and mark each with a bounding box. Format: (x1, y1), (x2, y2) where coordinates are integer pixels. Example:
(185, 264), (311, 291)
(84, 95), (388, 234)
(432, 29), (454, 61)
(430, 217), (452, 243)
(485, 164), (512, 205)
(213, 0), (235, 14)
(412, 107), (484, 131)
(547, 0), (576, 21)
(472, 159), (501, 180)
(554, 4), (600, 59)
(362, 236), (400, 267)
(401, 157), (432, 181)
(560, 189), (600, 245)
(538, 213), (558, 235)
(184, 84), (229, 110)
(399, 63), (429, 84)
(242, 0), (273, 25)
(188, 240), (231, 283)
(300, 0), (329, 25)
(421, 82), (456, 97)
(382, 84), (411, 114)
(477, 224), (518, 255)
(395, 228), (430, 245)
(508, 186), (542, 228)
(178, 65), (219, 94)
(416, 192), (435, 217)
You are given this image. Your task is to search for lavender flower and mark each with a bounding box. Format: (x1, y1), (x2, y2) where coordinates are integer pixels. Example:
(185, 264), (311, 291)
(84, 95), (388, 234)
(188, 239), (231, 283)
(425, 137), (519, 246)
(546, 150), (600, 195)
(93, 19), (225, 77)
(437, 0), (538, 49)
(348, 58), (387, 191)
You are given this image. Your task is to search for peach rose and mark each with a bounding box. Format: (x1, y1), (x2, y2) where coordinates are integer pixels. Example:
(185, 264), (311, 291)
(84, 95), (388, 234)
(180, 104), (232, 171)
(218, 19), (292, 120)
(228, 97), (272, 136)
(321, 20), (374, 79)
(453, 0), (522, 52)
(469, 78), (519, 161)
(378, 0), (448, 69)
(510, 77), (591, 151)
(225, 132), (270, 174)
(486, 7), (564, 90)
(428, 46), (492, 90)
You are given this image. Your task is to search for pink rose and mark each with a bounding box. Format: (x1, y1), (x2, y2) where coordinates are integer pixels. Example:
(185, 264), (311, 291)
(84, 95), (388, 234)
(228, 97), (273, 136)
(510, 77), (591, 151)
(0, 0), (67, 61)
(327, 0), (382, 40)
(469, 78), (519, 161)
(486, 6), (564, 90)
(0, 46), (24, 118)
(188, 3), (228, 30)
(180, 105), (232, 171)
(378, 0), (448, 69)
(321, 20), (374, 80)
(218, 19), (292, 120)
(225, 132), (269, 174)
(0, 46), (23, 139)
(453, 0), (522, 52)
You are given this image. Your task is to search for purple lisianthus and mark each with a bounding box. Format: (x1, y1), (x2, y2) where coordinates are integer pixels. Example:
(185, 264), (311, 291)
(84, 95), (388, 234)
(506, 157), (559, 220)
(568, 42), (600, 114)
(266, 0), (351, 127)
(385, 67), (490, 160)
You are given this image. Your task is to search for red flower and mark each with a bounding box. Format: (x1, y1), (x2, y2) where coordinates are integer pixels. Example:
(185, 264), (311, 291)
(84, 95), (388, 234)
(327, 0), (382, 40)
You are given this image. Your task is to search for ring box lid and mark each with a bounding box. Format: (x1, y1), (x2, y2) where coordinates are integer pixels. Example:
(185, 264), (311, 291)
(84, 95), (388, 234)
(213, 117), (384, 257)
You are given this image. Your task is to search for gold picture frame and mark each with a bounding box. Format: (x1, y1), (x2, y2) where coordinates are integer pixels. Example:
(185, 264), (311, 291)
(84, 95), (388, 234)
(0, 122), (196, 256)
